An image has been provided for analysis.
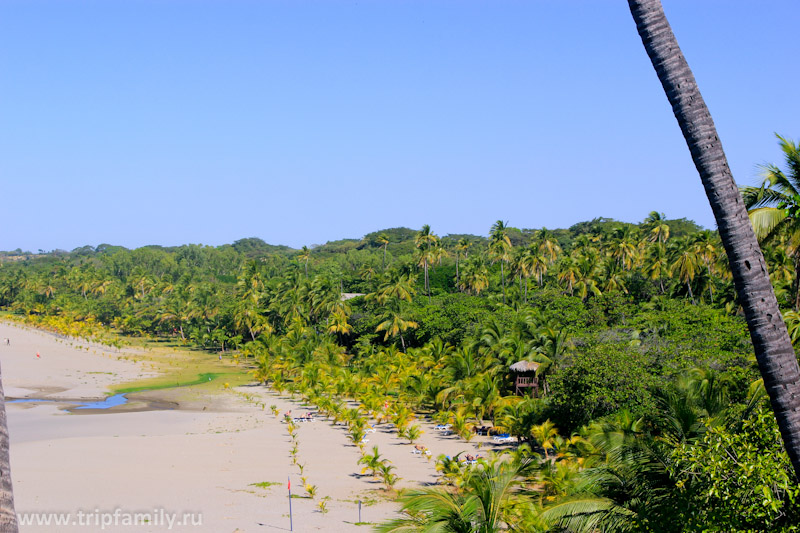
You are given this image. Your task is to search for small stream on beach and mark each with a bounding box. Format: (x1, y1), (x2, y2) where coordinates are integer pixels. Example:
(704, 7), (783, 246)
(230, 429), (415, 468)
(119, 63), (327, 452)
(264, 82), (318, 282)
(7, 372), (223, 413)
(8, 393), (131, 410)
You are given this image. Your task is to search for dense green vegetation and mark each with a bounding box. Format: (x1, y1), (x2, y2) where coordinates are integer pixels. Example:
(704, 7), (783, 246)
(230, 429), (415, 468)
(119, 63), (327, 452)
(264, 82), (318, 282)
(2, 178), (800, 529)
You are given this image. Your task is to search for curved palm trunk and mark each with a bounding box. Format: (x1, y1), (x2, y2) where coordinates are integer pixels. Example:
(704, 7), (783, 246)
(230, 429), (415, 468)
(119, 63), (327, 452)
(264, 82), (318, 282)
(629, 0), (800, 478)
(0, 362), (18, 532)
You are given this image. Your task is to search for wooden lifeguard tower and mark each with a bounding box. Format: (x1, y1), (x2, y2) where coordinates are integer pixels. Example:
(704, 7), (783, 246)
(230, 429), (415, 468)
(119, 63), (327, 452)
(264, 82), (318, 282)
(510, 360), (540, 397)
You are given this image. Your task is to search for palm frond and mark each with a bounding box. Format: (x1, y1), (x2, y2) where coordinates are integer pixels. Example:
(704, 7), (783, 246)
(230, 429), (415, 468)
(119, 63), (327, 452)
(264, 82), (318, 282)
(740, 185), (792, 210)
(747, 207), (788, 242)
(541, 495), (636, 532)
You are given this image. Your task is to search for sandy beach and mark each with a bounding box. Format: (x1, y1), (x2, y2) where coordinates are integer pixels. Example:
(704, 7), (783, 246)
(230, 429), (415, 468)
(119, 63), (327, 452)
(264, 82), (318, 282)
(0, 321), (495, 532)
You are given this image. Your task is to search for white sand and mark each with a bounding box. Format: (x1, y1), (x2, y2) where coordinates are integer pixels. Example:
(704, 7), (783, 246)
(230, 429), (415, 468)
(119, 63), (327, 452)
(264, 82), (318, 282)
(0, 322), (499, 532)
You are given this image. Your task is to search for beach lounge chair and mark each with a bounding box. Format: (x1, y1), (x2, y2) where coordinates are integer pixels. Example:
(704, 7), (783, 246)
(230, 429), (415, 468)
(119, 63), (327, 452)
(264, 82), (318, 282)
(492, 433), (513, 443)
(412, 445), (431, 456)
(433, 424), (452, 431)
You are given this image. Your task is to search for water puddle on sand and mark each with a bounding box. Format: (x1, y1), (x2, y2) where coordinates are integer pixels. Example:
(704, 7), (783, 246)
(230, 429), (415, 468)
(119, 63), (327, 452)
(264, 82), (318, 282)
(74, 393), (128, 410)
(7, 393), (177, 413)
(6, 372), (221, 413)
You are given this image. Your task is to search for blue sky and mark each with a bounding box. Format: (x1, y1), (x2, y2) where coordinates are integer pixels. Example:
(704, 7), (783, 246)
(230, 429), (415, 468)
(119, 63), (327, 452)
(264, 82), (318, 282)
(1, 1), (797, 251)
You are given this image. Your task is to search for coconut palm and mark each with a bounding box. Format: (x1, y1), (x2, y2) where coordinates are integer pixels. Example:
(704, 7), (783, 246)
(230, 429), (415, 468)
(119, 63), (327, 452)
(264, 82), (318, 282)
(327, 308), (352, 339)
(415, 225), (438, 303)
(629, 0), (800, 477)
(742, 135), (800, 309)
(533, 228), (561, 263)
(459, 256), (489, 295)
(358, 446), (388, 478)
(489, 221), (513, 305)
(692, 230), (719, 302)
(645, 242), (671, 294)
(557, 256), (580, 297)
(643, 211), (670, 244)
(377, 459), (535, 533)
(607, 226), (642, 271)
(375, 305), (418, 352)
(297, 246), (311, 278)
(670, 240), (699, 304)
(376, 233), (390, 270)
(455, 238), (471, 286)
(379, 462), (400, 491)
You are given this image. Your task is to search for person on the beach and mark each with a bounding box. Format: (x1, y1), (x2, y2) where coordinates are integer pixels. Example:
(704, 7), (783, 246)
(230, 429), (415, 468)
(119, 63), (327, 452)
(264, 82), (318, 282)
(36, 352), (41, 358)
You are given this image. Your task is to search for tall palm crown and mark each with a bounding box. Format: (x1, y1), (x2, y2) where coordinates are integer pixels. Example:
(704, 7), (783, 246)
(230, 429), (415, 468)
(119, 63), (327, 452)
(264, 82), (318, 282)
(489, 220), (513, 305)
(742, 135), (800, 246)
(415, 225), (439, 303)
(297, 245), (311, 278)
(376, 233), (390, 270)
(742, 136), (800, 308)
(643, 211), (670, 243)
(454, 237), (471, 287)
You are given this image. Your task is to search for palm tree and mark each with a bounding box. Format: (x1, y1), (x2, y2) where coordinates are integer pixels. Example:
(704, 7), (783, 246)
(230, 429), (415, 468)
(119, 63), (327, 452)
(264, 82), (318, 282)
(533, 228), (562, 263)
(415, 225), (438, 303)
(512, 247), (535, 304)
(358, 446), (388, 478)
(643, 211), (670, 244)
(645, 241), (671, 294)
(297, 246), (311, 278)
(455, 238), (471, 286)
(692, 230), (719, 302)
(557, 256), (579, 297)
(742, 135), (800, 309)
(327, 308), (352, 340)
(489, 220), (513, 305)
(459, 256), (489, 295)
(629, 0), (800, 477)
(670, 240), (699, 304)
(601, 259), (628, 295)
(608, 226), (642, 271)
(377, 459), (534, 532)
(376, 233), (390, 270)
(373, 272), (417, 305)
(375, 302), (418, 352)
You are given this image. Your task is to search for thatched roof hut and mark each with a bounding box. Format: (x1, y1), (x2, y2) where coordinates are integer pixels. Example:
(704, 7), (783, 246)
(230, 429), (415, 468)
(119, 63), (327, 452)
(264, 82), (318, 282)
(509, 360), (541, 374)
(510, 360), (541, 397)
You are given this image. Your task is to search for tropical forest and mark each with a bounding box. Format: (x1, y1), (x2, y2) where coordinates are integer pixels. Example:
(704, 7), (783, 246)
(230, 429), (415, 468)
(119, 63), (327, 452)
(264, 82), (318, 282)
(1, 136), (799, 531)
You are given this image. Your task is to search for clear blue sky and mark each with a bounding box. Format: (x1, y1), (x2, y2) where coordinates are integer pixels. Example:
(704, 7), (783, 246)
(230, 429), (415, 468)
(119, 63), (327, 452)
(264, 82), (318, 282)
(1, 1), (797, 251)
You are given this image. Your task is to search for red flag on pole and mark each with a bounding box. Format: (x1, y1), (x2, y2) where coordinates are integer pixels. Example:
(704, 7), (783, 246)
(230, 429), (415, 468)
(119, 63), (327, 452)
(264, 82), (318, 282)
(288, 477), (291, 491)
